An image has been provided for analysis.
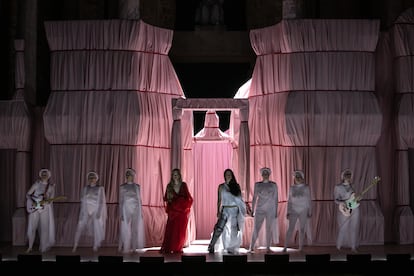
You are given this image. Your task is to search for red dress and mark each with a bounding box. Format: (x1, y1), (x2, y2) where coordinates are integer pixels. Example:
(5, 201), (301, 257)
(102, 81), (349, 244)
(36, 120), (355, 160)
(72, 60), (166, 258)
(160, 182), (193, 253)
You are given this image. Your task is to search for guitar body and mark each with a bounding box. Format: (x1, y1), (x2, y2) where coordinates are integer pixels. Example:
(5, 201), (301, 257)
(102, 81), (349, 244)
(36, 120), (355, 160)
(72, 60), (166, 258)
(345, 193), (360, 210)
(26, 197), (44, 213)
(338, 176), (381, 217)
(339, 194), (359, 217)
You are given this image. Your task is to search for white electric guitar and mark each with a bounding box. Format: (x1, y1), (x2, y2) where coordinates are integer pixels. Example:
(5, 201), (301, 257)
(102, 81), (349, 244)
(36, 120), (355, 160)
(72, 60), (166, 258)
(339, 176), (381, 217)
(26, 195), (66, 213)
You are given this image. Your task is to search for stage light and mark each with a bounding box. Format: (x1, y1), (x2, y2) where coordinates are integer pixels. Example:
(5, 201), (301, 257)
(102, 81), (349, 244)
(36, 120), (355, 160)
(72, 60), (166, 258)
(181, 255), (206, 263)
(222, 255), (247, 263)
(386, 253), (411, 263)
(139, 256), (164, 263)
(346, 254), (371, 263)
(305, 254), (330, 263)
(98, 255), (123, 263)
(264, 254), (289, 264)
(56, 255), (81, 263)
(17, 254), (42, 262)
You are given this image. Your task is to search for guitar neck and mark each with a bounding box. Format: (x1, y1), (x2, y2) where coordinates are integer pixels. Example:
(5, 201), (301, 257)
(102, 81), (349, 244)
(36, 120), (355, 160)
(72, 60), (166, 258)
(356, 177), (380, 199)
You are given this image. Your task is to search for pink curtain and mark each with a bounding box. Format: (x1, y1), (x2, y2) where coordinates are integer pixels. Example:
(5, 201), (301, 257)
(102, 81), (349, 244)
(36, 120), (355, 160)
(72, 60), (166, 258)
(0, 40), (32, 244)
(193, 111), (234, 239)
(42, 20), (185, 247)
(238, 19), (384, 246)
(391, 8), (414, 244)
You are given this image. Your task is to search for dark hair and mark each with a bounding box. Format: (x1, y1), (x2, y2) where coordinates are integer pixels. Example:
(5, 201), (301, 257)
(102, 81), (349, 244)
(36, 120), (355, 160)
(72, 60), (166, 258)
(223, 169), (241, 197)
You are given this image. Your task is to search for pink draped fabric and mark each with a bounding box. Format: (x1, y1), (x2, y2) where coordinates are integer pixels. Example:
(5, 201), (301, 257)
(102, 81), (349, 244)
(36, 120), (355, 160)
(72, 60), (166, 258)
(392, 8), (414, 244)
(41, 20), (186, 247)
(3, 14), (413, 248)
(172, 99), (249, 242)
(1, 40), (32, 244)
(237, 19), (384, 246)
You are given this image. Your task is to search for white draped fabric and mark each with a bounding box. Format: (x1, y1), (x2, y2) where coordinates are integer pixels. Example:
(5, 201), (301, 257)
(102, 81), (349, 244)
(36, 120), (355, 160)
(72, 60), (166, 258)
(41, 20), (186, 247)
(236, 19), (384, 246)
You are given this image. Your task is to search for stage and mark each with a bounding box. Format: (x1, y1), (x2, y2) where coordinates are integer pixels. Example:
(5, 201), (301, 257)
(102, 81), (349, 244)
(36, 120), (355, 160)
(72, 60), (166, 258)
(1, 240), (413, 274)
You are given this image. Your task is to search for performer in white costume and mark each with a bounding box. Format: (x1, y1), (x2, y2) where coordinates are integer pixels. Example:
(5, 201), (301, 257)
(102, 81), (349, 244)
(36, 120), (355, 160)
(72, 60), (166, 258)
(208, 168), (246, 254)
(118, 168), (145, 253)
(334, 168), (360, 252)
(26, 168), (56, 253)
(283, 170), (312, 252)
(249, 167), (279, 252)
(73, 171), (107, 252)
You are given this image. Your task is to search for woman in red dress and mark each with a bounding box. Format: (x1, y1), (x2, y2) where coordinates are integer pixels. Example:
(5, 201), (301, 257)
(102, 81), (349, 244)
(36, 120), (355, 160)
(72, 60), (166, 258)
(160, 168), (193, 253)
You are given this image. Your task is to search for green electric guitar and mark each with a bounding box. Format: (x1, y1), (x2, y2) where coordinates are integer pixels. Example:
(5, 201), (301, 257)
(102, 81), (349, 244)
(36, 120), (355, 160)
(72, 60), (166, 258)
(339, 176), (381, 217)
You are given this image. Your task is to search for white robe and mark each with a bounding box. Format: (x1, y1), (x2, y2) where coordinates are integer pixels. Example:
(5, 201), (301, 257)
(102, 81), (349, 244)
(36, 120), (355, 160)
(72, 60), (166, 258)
(284, 183), (312, 249)
(250, 181), (279, 249)
(334, 182), (360, 250)
(118, 182), (145, 253)
(26, 180), (56, 252)
(73, 184), (107, 250)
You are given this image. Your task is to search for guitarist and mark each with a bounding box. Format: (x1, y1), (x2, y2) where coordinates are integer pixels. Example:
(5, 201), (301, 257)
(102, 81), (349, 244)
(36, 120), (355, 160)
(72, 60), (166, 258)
(26, 168), (56, 253)
(334, 168), (359, 252)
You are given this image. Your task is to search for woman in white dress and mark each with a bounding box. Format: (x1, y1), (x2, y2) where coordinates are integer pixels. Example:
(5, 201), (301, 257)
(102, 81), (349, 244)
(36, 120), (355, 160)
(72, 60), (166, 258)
(118, 168), (145, 253)
(249, 167), (279, 252)
(73, 171), (107, 252)
(283, 170), (312, 252)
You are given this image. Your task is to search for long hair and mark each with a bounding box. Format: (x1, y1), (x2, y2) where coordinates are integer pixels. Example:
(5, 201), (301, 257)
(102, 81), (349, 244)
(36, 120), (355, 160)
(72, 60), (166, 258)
(165, 168), (182, 203)
(223, 168), (241, 197)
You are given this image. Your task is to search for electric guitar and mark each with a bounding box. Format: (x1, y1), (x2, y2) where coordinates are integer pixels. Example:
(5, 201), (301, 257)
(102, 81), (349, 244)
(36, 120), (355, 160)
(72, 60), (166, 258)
(26, 195), (67, 213)
(339, 176), (381, 217)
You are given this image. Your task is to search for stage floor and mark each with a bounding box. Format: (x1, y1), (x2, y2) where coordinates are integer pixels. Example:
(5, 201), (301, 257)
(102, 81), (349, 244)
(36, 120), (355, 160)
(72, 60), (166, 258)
(1, 240), (413, 263)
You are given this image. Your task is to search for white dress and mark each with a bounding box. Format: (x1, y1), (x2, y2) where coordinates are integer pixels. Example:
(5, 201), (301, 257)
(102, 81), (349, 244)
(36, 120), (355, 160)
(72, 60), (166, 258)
(73, 184), (107, 251)
(284, 183), (312, 250)
(250, 181), (279, 250)
(118, 182), (145, 253)
(334, 182), (360, 250)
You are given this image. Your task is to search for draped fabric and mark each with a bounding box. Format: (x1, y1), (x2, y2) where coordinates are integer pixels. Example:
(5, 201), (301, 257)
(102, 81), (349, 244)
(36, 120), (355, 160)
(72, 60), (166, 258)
(193, 110), (234, 239)
(236, 19), (384, 246)
(0, 40), (31, 244)
(5, 15), (414, 248)
(392, 8), (414, 244)
(171, 99), (249, 242)
(42, 20), (185, 246)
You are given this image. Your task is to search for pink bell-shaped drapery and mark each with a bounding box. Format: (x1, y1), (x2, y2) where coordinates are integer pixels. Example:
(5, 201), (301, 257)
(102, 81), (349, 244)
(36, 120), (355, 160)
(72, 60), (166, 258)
(1, 40), (32, 245)
(392, 8), (414, 244)
(42, 19), (187, 247)
(236, 19), (384, 246)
